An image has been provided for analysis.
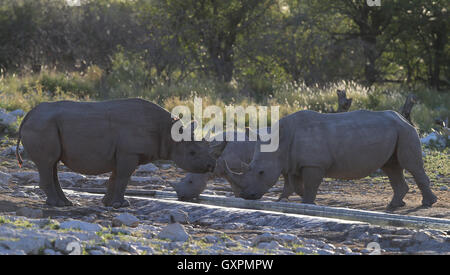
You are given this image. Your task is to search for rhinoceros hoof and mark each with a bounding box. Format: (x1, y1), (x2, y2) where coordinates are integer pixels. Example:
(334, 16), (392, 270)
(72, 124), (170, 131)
(422, 195), (437, 208)
(112, 199), (130, 209)
(103, 199), (130, 209)
(387, 200), (406, 210)
(46, 196), (72, 207)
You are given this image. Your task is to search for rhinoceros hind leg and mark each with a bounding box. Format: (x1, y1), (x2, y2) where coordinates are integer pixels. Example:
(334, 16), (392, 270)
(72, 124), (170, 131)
(102, 171), (116, 206)
(395, 136), (437, 207)
(301, 167), (323, 205)
(382, 163), (408, 209)
(52, 163), (73, 206)
(38, 164), (67, 207)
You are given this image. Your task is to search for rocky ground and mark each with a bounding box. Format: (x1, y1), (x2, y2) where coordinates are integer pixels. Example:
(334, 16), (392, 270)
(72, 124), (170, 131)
(0, 143), (449, 255)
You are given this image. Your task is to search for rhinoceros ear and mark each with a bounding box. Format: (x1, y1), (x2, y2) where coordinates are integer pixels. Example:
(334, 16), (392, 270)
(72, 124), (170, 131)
(208, 141), (227, 159)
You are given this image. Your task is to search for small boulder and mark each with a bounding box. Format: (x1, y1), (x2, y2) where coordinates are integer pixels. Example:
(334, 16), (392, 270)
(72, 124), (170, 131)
(0, 111), (16, 130)
(16, 207), (44, 219)
(59, 220), (103, 232)
(112, 213), (140, 228)
(157, 223), (189, 242)
(8, 109), (25, 118)
(136, 163), (159, 173)
(1, 236), (47, 254)
(0, 171), (11, 185)
(413, 231), (432, 243)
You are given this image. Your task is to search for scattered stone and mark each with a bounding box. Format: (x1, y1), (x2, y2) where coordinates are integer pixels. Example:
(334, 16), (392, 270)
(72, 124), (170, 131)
(59, 220), (103, 232)
(295, 247), (315, 254)
(156, 209), (189, 224)
(136, 163), (159, 173)
(54, 236), (81, 254)
(0, 171), (12, 185)
(112, 213), (140, 228)
(0, 111), (17, 130)
(11, 171), (40, 184)
(258, 240), (281, 250)
(8, 109), (25, 118)
(43, 249), (61, 255)
(413, 231), (432, 243)
(160, 164), (172, 170)
(157, 223), (189, 242)
(440, 186), (448, 191)
(251, 232), (275, 246)
(16, 207), (44, 219)
(1, 236), (47, 254)
(204, 235), (219, 244)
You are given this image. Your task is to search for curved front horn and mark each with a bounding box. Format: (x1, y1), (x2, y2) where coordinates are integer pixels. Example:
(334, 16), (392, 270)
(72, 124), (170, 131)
(223, 159), (245, 188)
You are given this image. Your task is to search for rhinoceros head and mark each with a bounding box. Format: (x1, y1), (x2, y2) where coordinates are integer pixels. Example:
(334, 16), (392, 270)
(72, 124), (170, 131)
(170, 121), (216, 173)
(222, 145), (283, 200)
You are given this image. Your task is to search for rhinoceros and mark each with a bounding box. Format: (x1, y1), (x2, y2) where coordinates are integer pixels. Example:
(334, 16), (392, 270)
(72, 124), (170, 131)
(170, 130), (301, 201)
(222, 110), (437, 209)
(16, 99), (216, 208)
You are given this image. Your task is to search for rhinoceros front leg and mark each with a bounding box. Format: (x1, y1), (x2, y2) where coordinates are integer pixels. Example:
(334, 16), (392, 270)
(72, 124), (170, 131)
(277, 173), (304, 201)
(103, 155), (139, 209)
(301, 167), (324, 205)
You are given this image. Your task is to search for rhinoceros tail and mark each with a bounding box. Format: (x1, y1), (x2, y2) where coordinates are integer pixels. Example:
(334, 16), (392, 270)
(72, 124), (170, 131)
(16, 135), (23, 168)
(16, 109), (33, 168)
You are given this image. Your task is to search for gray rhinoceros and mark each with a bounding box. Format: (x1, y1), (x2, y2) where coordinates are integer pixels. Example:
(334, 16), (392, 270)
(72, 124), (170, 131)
(16, 99), (216, 208)
(170, 130), (301, 201)
(222, 110), (437, 209)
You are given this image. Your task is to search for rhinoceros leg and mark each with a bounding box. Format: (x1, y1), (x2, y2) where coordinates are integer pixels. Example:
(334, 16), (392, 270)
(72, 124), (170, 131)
(278, 173), (304, 201)
(278, 173), (294, 201)
(37, 164), (67, 207)
(382, 163), (409, 209)
(301, 167), (324, 205)
(396, 134), (437, 207)
(105, 155), (138, 209)
(53, 163), (73, 206)
(102, 170), (116, 206)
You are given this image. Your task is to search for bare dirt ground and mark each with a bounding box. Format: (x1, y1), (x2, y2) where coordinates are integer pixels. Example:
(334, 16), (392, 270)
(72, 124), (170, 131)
(1, 149), (448, 220)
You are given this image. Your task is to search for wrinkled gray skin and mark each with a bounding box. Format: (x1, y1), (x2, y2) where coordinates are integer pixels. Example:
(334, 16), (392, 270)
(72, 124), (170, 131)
(170, 131), (301, 201)
(223, 110), (438, 209)
(16, 99), (216, 208)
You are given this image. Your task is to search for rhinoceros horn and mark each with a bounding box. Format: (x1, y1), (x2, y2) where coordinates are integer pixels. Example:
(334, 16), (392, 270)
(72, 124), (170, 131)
(223, 159), (245, 188)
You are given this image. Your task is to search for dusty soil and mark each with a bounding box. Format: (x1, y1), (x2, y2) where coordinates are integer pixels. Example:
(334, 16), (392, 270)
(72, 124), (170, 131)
(1, 149), (448, 220)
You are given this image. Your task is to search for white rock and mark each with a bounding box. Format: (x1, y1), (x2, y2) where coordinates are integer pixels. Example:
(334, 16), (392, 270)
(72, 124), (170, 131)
(112, 213), (140, 227)
(11, 171), (40, 184)
(1, 236), (47, 254)
(54, 236), (81, 254)
(58, 172), (86, 185)
(251, 232), (275, 246)
(157, 223), (189, 242)
(43, 249), (61, 255)
(0, 111), (17, 129)
(136, 163), (159, 173)
(59, 220), (103, 232)
(276, 233), (299, 244)
(204, 235), (219, 243)
(8, 109), (25, 117)
(413, 231), (432, 243)
(0, 171), (11, 185)
(160, 164), (172, 170)
(258, 240), (281, 250)
(157, 209), (189, 224)
(16, 207), (44, 219)
(295, 247), (315, 254)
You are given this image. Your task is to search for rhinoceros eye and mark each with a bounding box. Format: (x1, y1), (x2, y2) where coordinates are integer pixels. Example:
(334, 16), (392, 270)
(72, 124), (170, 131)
(258, 170), (264, 175)
(189, 151), (196, 156)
